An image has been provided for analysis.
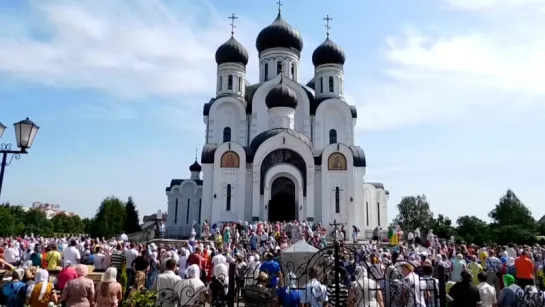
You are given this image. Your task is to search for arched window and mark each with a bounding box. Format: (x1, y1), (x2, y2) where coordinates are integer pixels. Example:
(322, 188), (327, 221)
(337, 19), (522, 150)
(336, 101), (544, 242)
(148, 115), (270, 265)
(335, 187), (340, 213)
(238, 76), (242, 92)
(226, 184), (231, 211)
(228, 75), (233, 90)
(366, 202), (369, 226)
(277, 61), (283, 75)
(218, 76), (222, 92)
(329, 129), (337, 144)
(377, 202), (381, 226)
(291, 63), (295, 78)
(174, 198), (178, 224)
(264, 63), (269, 81)
(320, 77), (324, 93)
(186, 199), (190, 224)
(329, 76), (334, 92)
(223, 127), (231, 142)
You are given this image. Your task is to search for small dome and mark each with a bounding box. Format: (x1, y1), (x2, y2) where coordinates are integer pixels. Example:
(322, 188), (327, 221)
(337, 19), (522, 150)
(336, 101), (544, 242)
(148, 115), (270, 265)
(312, 38), (345, 67)
(189, 160), (202, 172)
(265, 77), (298, 109)
(215, 36), (249, 66)
(256, 12), (303, 55)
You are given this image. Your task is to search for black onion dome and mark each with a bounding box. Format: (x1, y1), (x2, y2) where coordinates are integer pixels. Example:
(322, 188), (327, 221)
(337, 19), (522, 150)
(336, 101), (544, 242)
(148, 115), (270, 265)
(312, 38), (345, 67)
(256, 12), (303, 54)
(265, 77), (298, 109)
(189, 160), (202, 172)
(215, 36), (249, 65)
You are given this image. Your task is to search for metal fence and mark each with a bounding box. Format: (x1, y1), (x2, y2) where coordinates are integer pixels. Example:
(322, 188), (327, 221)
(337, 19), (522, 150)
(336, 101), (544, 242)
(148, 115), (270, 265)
(131, 241), (545, 306)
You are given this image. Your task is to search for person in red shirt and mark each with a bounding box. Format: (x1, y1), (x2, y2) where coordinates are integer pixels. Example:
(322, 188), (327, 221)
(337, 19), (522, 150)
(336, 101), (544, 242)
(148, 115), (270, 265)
(186, 246), (206, 283)
(56, 261), (78, 291)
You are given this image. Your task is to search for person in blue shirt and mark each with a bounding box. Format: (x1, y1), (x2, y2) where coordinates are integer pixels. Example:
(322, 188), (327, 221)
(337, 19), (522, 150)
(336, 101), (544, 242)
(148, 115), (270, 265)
(277, 272), (300, 307)
(260, 252), (282, 288)
(2, 269), (26, 307)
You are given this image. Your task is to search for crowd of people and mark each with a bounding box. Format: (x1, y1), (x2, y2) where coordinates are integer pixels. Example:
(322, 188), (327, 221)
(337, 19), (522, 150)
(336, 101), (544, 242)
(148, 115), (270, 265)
(0, 220), (543, 307)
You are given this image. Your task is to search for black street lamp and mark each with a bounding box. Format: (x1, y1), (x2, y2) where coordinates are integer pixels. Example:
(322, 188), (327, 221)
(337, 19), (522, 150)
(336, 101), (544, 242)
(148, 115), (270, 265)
(0, 118), (40, 198)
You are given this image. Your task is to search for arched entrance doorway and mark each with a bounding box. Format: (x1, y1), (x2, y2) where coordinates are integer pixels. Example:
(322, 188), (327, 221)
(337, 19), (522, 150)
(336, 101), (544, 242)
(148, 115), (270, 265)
(268, 177), (296, 222)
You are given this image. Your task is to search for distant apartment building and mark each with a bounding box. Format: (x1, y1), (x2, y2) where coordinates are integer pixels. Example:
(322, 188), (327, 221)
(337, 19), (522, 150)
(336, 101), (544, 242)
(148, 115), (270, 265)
(31, 202), (76, 219)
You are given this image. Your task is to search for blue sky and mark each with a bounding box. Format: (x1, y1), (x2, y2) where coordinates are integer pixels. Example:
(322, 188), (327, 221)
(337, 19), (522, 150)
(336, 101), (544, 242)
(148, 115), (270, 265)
(1, 0), (544, 223)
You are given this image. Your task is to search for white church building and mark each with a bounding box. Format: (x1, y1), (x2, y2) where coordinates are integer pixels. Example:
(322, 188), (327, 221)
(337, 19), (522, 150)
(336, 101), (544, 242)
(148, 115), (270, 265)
(165, 8), (389, 237)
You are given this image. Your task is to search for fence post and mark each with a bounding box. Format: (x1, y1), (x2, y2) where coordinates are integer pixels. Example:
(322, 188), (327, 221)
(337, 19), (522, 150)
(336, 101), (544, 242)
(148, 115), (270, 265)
(438, 265), (446, 307)
(227, 262), (236, 307)
(333, 240), (341, 307)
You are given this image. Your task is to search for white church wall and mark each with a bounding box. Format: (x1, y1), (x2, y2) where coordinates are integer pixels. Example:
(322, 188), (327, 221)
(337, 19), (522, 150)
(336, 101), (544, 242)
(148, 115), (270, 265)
(245, 168), (253, 221)
(201, 164), (214, 223)
(314, 99), (354, 151)
(313, 64), (344, 98)
(212, 142), (247, 222)
(251, 74), (311, 142)
(216, 63), (246, 98)
(251, 132), (315, 221)
(259, 48), (300, 83)
(320, 144), (354, 227)
(208, 97), (247, 145)
(314, 166), (322, 223)
(166, 180), (201, 229)
(361, 183), (388, 231)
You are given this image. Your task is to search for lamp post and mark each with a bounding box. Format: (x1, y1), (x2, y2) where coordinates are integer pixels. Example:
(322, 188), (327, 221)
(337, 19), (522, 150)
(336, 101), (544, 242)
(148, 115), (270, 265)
(0, 118), (40, 198)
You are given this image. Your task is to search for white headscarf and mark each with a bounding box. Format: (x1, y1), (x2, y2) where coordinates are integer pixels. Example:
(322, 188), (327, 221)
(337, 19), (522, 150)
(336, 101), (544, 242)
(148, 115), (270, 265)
(36, 269), (50, 300)
(186, 264), (200, 279)
(354, 265), (368, 281)
(102, 267), (117, 283)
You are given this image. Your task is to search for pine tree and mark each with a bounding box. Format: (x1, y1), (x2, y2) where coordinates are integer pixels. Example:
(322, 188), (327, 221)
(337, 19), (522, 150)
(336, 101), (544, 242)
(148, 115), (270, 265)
(124, 196), (141, 234)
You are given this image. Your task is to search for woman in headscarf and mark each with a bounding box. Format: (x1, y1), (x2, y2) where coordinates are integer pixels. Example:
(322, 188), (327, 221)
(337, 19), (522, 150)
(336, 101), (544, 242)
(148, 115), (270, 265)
(2, 268), (26, 307)
(497, 274), (521, 307)
(60, 264), (95, 307)
(26, 269), (58, 307)
(146, 250), (159, 290)
(348, 265), (384, 307)
(94, 267), (123, 307)
(468, 255), (483, 285)
(174, 264), (205, 306)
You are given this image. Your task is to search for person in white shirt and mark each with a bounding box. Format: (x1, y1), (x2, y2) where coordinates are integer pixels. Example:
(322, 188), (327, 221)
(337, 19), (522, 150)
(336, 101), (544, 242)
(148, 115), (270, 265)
(4, 244), (20, 265)
(477, 271), (497, 307)
(62, 240), (81, 265)
(93, 246), (106, 272)
(155, 259), (182, 307)
(401, 262), (426, 307)
(124, 243), (139, 296)
(300, 266), (328, 307)
(178, 248), (190, 277)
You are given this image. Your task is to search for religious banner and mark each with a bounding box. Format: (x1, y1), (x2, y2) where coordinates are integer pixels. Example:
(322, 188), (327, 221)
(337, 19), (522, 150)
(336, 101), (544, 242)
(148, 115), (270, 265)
(328, 152), (347, 170)
(220, 151), (240, 168)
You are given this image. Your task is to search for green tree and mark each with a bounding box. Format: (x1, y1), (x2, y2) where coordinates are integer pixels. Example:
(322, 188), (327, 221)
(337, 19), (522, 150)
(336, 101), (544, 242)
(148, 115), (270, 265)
(430, 214), (456, 239)
(82, 218), (93, 235)
(393, 195), (434, 233)
(489, 189), (535, 228)
(124, 197), (141, 234)
(93, 196), (126, 238)
(51, 214), (69, 233)
(456, 215), (490, 245)
(67, 215), (85, 234)
(23, 209), (53, 236)
(488, 189), (536, 244)
(0, 206), (16, 237)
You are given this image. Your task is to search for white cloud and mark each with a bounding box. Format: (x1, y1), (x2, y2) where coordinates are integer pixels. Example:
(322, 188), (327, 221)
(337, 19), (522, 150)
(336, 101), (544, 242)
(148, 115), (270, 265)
(443, 0), (545, 11)
(354, 1), (545, 130)
(0, 0), (262, 98)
